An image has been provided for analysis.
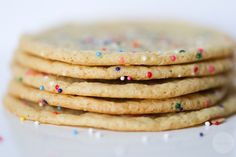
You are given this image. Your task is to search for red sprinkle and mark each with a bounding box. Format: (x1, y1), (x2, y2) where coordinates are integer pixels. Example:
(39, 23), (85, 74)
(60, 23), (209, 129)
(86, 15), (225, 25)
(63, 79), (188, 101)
(0, 136), (3, 142)
(146, 71), (153, 78)
(52, 111), (60, 115)
(204, 100), (211, 108)
(170, 55), (176, 61)
(193, 66), (199, 73)
(55, 85), (60, 90)
(208, 65), (215, 74)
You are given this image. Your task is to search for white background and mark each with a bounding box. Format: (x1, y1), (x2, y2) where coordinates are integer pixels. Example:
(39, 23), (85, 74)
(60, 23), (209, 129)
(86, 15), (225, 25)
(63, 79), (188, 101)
(0, 0), (236, 157)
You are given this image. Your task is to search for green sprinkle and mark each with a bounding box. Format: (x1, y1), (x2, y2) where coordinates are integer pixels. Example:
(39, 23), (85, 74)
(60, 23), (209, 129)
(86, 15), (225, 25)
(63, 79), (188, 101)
(179, 50), (186, 53)
(175, 102), (183, 111)
(17, 77), (23, 82)
(196, 52), (202, 60)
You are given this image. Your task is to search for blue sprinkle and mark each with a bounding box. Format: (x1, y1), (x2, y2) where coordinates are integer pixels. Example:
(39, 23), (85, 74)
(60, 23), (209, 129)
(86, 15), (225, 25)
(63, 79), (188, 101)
(115, 67), (121, 71)
(39, 85), (45, 91)
(57, 88), (63, 93)
(57, 106), (62, 111)
(119, 49), (124, 52)
(72, 129), (78, 135)
(199, 132), (204, 137)
(96, 51), (102, 57)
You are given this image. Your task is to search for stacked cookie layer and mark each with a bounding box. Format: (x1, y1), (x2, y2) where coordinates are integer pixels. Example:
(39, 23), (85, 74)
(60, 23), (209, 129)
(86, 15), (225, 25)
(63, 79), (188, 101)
(4, 22), (236, 131)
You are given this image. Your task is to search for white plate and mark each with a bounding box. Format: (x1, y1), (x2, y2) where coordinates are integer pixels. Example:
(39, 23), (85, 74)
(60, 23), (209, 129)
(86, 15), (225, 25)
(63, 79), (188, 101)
(0, 103), (236, 157)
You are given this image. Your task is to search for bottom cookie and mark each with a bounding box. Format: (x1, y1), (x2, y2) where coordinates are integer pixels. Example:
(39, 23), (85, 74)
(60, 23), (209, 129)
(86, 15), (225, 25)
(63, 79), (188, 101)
(4, 94), (236, 131)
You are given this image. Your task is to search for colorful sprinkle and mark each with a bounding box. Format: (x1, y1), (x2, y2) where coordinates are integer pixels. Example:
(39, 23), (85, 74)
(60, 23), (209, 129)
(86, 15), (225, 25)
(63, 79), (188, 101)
(141, 55), (147, 62)
(127, 76), (132, 80)
(146, 71), (153, 78)
(55, 85), (60, 90)
(118, 57), (125, 64)
(34, 121), (40, 126)
(175, 102), (183, 111)
(115, 67), (121, 71)
(208, 65), (215, 74)
(96, 51), (102, 57)
(39, 99), (48, 107)
(17, 77), (23, 82)
(193, 66), (199, 74)
(57, 88), (63, 93)
(57, 106), (62, 111)
(88, 128), (94, 135)
(0, 136), (3, 143)
(170, 55), (176, 61)
(39, 85), (45, 91)
(179, 49), (186, 53)
(132, 40), (141, 48)
(72, 129), (78, 135)
(204, 121), (211, 127)
(197, 48), (204, 53)
(199, 132), (204, 137)
(196, 48), (204, 60)
(120, 76), (125, 81)
(211, 118), (225, 125)
(20, 117), (25, 121)
(52, 111), (60, 115)
(204, 100), (211, 108)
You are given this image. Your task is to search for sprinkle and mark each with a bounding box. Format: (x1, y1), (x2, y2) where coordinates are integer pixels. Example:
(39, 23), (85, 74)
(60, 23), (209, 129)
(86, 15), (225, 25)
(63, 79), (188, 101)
(141, 56), (147, 62)
(120, 76), (125, 81)
(101, 47), (107, 51)
(17, 77), (23, 82)
(175, 102), (183, 111)
(204, 121), (211, 127)
(20, 117), (25, 121)
(193, 66), (199, 74)
(96, 51), (102, 57)
(88, 128), (94, 135)
(163, 133), (169, 141)
(170, 55), (176, 61)
(146, 71), (153, 78)
(118, 57), (125, 64)
(55, 85), (60, 90)
(197, 48), (204, 53)
(34, 121), (40, 126)
(204, 100), (211, 108)
(72, 129), (78, 135)
(39, 99), (48, 107)
(211, 118), (225, 125)
(39, 85), (45, 91)
(178, 74), (182, 77)
(57, 88), (63, 93)
(132, 40), (141, 48)
(49, 81), (55, 86)
(218, 104), (224, 108)
(127, 76), (132, 81)
(0, 136), (3, 143)
(179, 49), (186, 53)
(115, 67), (121, 71)
(119, 49), (124, 52)
(95, 132), (102, 139)
(52, 111), (59, 115)
(208, 65), (215, 74)
(199, 132), (204, 137)
(141, 136), (149, 144)
(57, 106), (62, 111)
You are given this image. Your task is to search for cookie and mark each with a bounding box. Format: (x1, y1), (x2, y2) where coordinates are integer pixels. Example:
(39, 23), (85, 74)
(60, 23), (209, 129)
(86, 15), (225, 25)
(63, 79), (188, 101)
(12, 65), (231, 99)
(14, 52), (233, 80)
(8, 80), (227, 115)
(19, 22), (235, 66)
(4, 93), (236, 131)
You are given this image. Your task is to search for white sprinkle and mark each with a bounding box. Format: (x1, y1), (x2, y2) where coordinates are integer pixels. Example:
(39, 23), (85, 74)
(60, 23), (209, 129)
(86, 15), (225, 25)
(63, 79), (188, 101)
(88, 128), (94, 135)
(141, 56), (147, 62)
(141, 136), (149, 144)
(95, 132), (102, 139)
(43, 76), (48, 80)
(120, 76), (125, 81)
(49, 81), (55, 86)
(163, 133), (169, 141)
(34, 121), (40, 126)
(205, 121), (211, 127)
(177, 74), (182, 77)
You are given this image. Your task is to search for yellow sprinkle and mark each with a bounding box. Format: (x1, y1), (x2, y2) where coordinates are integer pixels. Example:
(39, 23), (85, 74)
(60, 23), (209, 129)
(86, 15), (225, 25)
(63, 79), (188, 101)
(20, 117), (25, 121)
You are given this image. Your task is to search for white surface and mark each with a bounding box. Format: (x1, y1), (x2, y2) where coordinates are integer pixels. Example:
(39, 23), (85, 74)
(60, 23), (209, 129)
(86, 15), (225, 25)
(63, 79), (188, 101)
(1, 0), (236, 157)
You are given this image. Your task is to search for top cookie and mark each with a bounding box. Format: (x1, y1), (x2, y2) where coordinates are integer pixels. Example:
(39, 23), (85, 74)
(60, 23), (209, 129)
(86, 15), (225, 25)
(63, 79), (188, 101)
(19, 22), (235, 66)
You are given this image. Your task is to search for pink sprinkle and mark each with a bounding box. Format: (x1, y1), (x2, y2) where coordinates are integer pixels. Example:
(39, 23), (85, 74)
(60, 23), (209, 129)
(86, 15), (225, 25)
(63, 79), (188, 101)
(204, 100), (211, 108)
(197, 48), (204, 53)
(208, 65), (215, 74)
(170, 55), (176, 61)
(127, 76), (132, 80)
(0, 136), (3, 143)
(119, 57), (125, 64)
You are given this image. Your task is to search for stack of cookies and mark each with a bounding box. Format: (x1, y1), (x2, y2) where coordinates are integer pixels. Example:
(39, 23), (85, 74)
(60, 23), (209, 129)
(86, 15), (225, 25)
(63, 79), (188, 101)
(4, 22), (236, 131)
